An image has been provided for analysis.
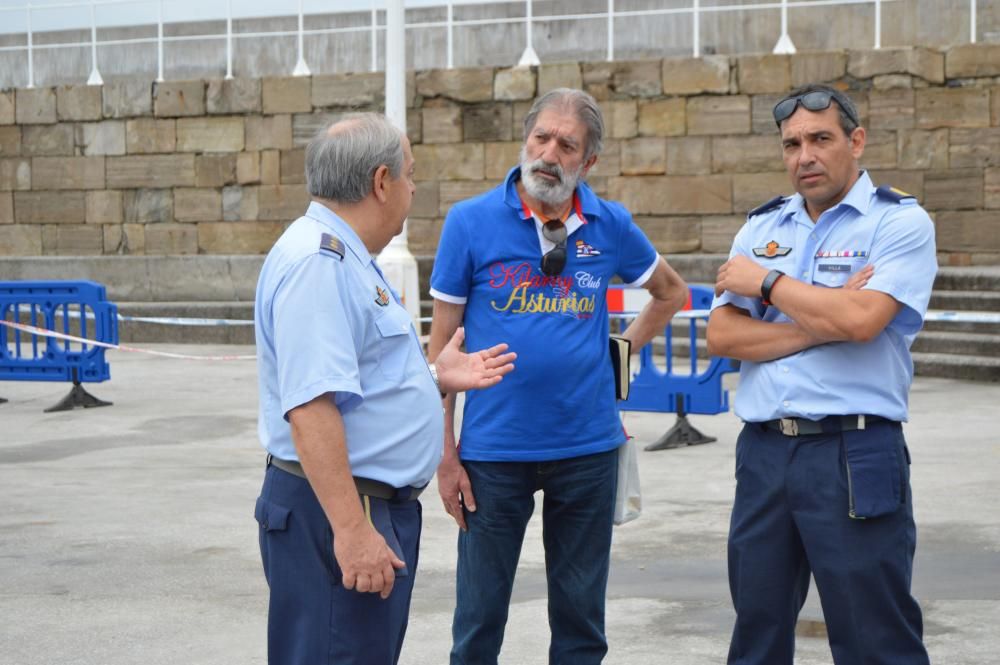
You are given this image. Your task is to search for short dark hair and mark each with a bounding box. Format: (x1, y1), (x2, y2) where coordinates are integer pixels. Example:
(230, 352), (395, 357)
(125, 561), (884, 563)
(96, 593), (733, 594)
(776, 84), (860, 137)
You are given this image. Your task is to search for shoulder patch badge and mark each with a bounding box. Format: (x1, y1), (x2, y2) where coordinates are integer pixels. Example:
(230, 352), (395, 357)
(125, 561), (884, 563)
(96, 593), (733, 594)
(319, 233), (345, 260)
(875, 185), (916, 204)
(752, 240), (792, 258)
(748, 195), (788, 218)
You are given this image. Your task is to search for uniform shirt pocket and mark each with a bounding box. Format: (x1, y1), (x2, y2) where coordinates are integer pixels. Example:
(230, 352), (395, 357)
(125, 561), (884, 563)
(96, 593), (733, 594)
(374, 306), (414, 381)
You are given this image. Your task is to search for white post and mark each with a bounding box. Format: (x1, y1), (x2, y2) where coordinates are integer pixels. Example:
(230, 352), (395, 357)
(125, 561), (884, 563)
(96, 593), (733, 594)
(385, 0), (406, 170)
(772, 0), (796, 54)
(606, 0), (613, 62)
(692, 0), (700, 57)
(26, 2), (34, 89)
(292, 0), (311, 76)
(518, 0), (539, 66)
(446, 0), (454, 69)
(379, 0), (421, 325)
(157, 0), (164, 82)
(874, 0), (881, 49)
(371, 1), (378, 72)
(971, 0), (977, 43)
(87, 0), (103, 85)
(225, 0), (233, 79)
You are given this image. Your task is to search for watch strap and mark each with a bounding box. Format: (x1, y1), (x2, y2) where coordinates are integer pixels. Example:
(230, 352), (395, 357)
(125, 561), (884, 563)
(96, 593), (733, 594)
(761, 269), (785, 305)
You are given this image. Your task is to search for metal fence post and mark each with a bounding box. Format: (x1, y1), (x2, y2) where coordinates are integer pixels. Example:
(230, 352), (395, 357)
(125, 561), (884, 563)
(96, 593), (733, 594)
(157, 0), (164, 82)
(87, 0), (103, 85)
(371, 1), (378, 72)
(518, 0), (540, 66)
(447, 0), (454, 69)
(292, 0), (310, 76)
(874, 0), (882, 49)
(773, 0), (796, 54)
(225, 0), (233, 79)
(26, 2), (34, 89)
(971, 0), (977, 43)
(692, 0), (700, 57)
(606, 0), (614, 62)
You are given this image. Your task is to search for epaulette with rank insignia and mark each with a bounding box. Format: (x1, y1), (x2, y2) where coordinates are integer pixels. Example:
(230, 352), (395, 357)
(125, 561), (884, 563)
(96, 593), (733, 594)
(319, 233), (345, 260)
(748, 195), (788, 218)
(875, 185), (916, 204)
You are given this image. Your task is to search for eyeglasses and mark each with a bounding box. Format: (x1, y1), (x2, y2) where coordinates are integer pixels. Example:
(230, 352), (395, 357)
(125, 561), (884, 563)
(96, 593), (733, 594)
(540, 219), (567, 277)
(772, 90), (860, 130)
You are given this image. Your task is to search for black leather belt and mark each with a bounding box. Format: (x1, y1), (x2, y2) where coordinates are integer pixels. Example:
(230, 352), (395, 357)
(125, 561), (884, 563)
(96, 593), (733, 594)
(267, 455), (424, 501)
(761, 414), (891, 437)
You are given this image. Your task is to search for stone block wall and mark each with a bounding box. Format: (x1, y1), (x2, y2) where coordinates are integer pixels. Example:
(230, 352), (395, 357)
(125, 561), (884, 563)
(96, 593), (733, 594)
(2, 44), (1000, 265)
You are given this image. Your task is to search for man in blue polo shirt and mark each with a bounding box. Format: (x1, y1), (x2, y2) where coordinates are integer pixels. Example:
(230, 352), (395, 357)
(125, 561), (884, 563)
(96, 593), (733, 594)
(254, 113), (515, 665)
(428, 88), (689, 664)
(708, 84), (935, 665)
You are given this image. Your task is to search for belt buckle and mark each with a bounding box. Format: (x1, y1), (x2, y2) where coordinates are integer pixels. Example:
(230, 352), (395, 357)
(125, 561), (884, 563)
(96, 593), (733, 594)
(779, 418), (799, 436)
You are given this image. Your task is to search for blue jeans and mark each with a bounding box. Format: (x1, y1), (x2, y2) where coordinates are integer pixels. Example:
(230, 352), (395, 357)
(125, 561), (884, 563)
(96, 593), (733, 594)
(451, 448), (618, 665)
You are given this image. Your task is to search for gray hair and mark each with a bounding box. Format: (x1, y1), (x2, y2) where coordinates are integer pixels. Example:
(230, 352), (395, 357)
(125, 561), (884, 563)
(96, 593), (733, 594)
(305, 113), (405, 204)
(522, 88), (605, 161)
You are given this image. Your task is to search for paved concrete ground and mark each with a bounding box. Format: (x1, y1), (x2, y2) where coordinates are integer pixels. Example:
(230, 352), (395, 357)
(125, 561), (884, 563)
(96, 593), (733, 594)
(1, 345), (998, 665)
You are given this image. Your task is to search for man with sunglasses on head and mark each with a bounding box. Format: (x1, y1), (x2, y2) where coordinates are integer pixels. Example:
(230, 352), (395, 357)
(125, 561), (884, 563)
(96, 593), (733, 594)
(427, 88), (688, 664)
(708, 83), (935, 665)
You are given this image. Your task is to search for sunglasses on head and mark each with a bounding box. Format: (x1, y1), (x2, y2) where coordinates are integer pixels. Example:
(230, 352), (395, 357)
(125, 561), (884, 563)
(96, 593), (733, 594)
(540, 219), (568, 277)
(772, 90), (860, 130)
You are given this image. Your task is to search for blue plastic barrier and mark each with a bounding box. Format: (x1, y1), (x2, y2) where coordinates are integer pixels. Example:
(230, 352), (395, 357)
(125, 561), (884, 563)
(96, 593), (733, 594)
(0, 281), (118, 411)
(611, 283), (738, 450)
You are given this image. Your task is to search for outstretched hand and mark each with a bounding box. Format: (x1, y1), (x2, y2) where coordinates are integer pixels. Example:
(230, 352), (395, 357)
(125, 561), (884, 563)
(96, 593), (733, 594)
(434, 327), (516, 393)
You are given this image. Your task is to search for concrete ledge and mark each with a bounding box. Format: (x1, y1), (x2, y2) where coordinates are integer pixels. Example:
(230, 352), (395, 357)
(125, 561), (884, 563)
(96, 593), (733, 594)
(0, 255), (263, 302)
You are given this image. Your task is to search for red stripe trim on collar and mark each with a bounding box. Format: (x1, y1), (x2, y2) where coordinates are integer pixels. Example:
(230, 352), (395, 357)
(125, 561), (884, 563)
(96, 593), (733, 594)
(519, 191), (587, 225)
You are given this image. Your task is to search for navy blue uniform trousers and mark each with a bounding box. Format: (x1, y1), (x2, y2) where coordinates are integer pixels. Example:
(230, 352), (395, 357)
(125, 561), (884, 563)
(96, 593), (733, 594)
(255, 464), (421, 665)
(727, 420), (930, 665)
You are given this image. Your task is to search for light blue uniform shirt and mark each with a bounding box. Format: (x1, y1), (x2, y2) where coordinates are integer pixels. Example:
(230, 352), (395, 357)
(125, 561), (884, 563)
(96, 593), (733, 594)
(712, 171), (937, 423)
(255, 202), (442, 488)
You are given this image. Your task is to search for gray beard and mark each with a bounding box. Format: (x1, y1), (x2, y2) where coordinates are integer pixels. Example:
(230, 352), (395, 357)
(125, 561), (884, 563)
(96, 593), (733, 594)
(519, 149), (582, 207)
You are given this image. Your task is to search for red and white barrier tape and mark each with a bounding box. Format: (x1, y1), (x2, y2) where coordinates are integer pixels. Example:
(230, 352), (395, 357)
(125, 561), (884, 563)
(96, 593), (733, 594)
(0, 319), (255, 361)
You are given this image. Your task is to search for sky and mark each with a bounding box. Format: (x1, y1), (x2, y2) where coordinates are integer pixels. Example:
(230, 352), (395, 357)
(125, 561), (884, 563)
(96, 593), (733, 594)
(0, 0), (500, 34)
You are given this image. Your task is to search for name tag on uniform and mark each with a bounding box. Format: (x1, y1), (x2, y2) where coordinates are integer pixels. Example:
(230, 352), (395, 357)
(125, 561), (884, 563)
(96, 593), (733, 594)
(818, 263), (852, 272)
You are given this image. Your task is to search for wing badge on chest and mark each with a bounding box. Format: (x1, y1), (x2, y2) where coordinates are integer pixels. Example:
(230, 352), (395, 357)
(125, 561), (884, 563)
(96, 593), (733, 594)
(752, 240), (792, 259)
(374, 285), (390, 306)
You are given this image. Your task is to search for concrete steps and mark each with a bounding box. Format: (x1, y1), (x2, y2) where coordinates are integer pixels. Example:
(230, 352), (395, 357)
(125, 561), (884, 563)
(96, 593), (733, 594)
(929, 290), (1000, 311)
(911, 331), (1000, 356)
(912, 353), (1000, 382)
(917, 265), (1000, 381)
(117, 302), (254, 344)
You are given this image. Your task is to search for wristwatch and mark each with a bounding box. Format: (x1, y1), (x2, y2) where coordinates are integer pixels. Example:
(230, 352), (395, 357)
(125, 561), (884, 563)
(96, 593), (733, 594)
(760, 269), (785, 306)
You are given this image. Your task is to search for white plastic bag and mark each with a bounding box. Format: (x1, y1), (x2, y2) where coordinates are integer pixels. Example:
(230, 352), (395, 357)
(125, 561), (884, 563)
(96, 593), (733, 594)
(613, 438), (641, 525)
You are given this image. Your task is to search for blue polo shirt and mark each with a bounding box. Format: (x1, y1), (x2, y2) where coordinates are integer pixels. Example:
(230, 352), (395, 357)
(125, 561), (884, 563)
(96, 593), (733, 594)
(255, 202), (442, 488)
(712, 171), (937, 423)
(430, 168), (659, 461)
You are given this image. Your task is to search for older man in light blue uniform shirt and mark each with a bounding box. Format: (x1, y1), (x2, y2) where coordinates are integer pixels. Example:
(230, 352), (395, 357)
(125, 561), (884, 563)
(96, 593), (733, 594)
(708, 84), (935, 665)
(255, 199), (443, 487)
(253, 113), (515, 665)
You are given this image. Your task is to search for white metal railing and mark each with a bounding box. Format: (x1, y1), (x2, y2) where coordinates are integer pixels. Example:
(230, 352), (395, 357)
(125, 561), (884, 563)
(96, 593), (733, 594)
(0, 0), (985, 89)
